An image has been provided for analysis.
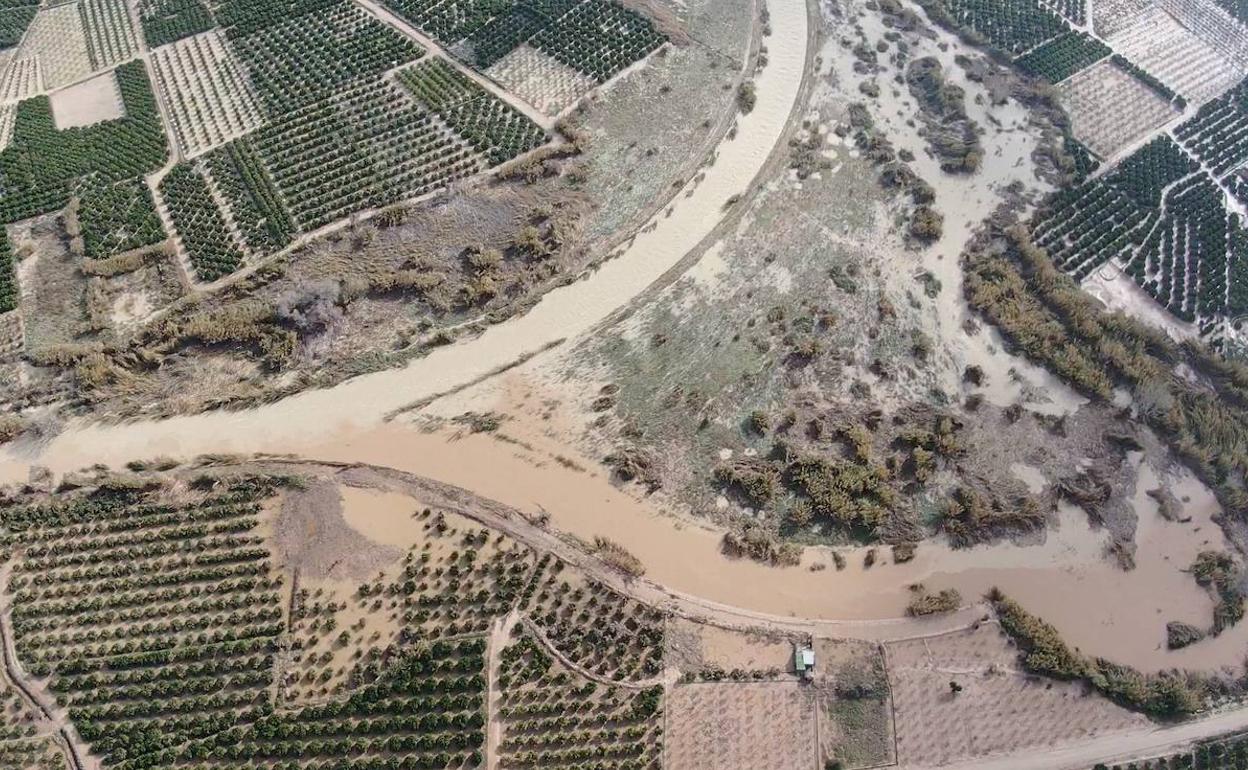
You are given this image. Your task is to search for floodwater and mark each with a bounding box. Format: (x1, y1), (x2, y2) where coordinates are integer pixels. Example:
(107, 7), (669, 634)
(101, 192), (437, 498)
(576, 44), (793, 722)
(826, 3), (1086, 416)
(0, 0), (809, 481)
(338, 485), (428, 549)
(297, 418), (1236, 671)
(0, 0), (1239, 674)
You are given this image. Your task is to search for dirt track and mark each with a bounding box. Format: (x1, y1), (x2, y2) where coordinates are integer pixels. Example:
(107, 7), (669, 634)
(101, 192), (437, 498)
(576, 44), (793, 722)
(264, 459), (1248, 769)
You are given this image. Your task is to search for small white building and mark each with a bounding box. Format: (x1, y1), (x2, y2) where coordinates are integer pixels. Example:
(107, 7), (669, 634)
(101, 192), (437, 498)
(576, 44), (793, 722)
(794, 645), (815, 680)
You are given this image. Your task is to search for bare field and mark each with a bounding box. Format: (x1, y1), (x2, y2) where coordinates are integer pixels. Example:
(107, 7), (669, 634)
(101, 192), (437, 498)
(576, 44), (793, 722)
(24, 3), (92, 90)
(1107, 6), (1245, 103)
(1059, 59), (1178, 159)
(667, 682), (818, 770)
(486, 43), (597, 116)
(666, 616), (797, 673)
(150, 30), (263, 157)
(49, 69), (121, 128)
(887, 624), (1150, 767)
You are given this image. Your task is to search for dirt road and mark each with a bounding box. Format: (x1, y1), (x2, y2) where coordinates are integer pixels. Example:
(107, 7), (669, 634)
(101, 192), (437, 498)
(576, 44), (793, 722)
(907, 709), (1248, 770)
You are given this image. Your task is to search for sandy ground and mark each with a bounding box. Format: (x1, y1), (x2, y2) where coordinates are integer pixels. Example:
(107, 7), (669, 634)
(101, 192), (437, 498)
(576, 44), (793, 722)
(887, 623), (1151, 767)
(667, 682), (818, 770)
(274, 478), (400, 581)
(1082, 261), (1199, 341)
(1058, 60), (1179, 160)
(49, 71), (122, 129)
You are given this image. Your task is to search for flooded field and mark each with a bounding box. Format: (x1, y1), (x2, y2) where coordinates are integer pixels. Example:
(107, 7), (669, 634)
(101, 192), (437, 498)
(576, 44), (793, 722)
(0, 0), (1240, 684)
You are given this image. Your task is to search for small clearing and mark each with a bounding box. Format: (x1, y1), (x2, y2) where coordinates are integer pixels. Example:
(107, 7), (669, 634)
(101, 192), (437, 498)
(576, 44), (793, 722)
(49, 69), (121, 128)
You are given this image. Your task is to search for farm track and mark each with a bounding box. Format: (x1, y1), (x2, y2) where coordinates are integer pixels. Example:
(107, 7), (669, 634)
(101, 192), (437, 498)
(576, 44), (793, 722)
(0, 564), (90, 770)
(353, 0), (555, 131)
(261, 459), (986, 644)
(11, 0), (1248, 764)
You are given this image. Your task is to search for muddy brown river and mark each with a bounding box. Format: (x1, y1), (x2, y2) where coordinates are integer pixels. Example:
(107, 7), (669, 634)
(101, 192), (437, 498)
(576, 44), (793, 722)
(1, 0), (1240, 674)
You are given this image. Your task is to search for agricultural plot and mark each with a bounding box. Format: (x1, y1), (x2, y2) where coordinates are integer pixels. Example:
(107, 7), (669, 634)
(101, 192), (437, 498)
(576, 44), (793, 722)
(0, 226), (16, 312)
(519, 553), (665, 682)
(80, 0), (140, 71)
(928, 0), (1068, 56)
(1058, 59), (1179, 158)
(1032, 133), (1248, 327)
(227, 0), (424, 115)
(1032, 136), (1194, 277)
(667, 683), (818, 770)
(0, 102), (13, 151)
(529, 0), (665, 82)
(0, 54), (39, 103)
(73, 174), (166, 259)
(4, 479), (285, 768)
(497, 628), (663, 769)
(159, 163), (244, 280)
(485, 43), (595, 116)
(397, 58), (547, 164)
(0, 61), (167, 223)
(1092, 0), (1151, 37)
(150, 30), (264, 158)
(49, 71), (123, 129)
(0, 677), (61, 770)
(1156, 0), (1248, 72)
(887, 625), (1148, 767)
(393, 509), (536, 639)
(213, 0), (344, 36)
(1106, 6), (1246, 104)
(138, 0), (214, 48)
(23, 3), (93, 90)
(253, 79), (478, 231)
(203, 139), (294, 255)
(185, 637), (487, 767)
(1175, 78), (1248, 176)
(385, 0), (664, 83)
(1045, 0), (1087, 24)
(0, 2), (37, 51)
(1015, 30), (1110, 83)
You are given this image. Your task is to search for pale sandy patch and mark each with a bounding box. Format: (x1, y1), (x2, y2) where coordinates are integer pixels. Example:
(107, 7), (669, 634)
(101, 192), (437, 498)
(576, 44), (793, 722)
(887, 624), (1150, 767)
(24, 3), (92, 90)
(338, 484), (425, 548)
(486, 43), (596, 116)
(49, 70), (121, 129)
(1059, 60), (1178, 160)
(667, 682), (818, 770)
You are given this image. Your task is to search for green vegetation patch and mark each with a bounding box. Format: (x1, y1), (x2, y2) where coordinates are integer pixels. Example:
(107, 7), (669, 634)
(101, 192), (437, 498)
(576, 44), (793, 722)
(915, 0), (1067, 56)
(397, 59), (547, 165)
(530, 0), (665, 82)
(0, 228), (17, 313)
(175, 639), (487, 766)
(205, 139), (295, 255)
(227, 0), (424, 115)
(1015, 31), (1109, 84)
(498, 629), (662, 767)
(0, 62), (167, 223)
(991, 590), (1201, 716)
(3, 479), (285, 766)
(138, 0), (214, 47)
(1175, 77), (1248, 177)
(74, 175), (166, 260)
(159, 164), (244, 281)
(0, 3), (37, 49)
(214, 0), (342, 36)
(385, 0), (514, 46)
(254, 79), (478, 230)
